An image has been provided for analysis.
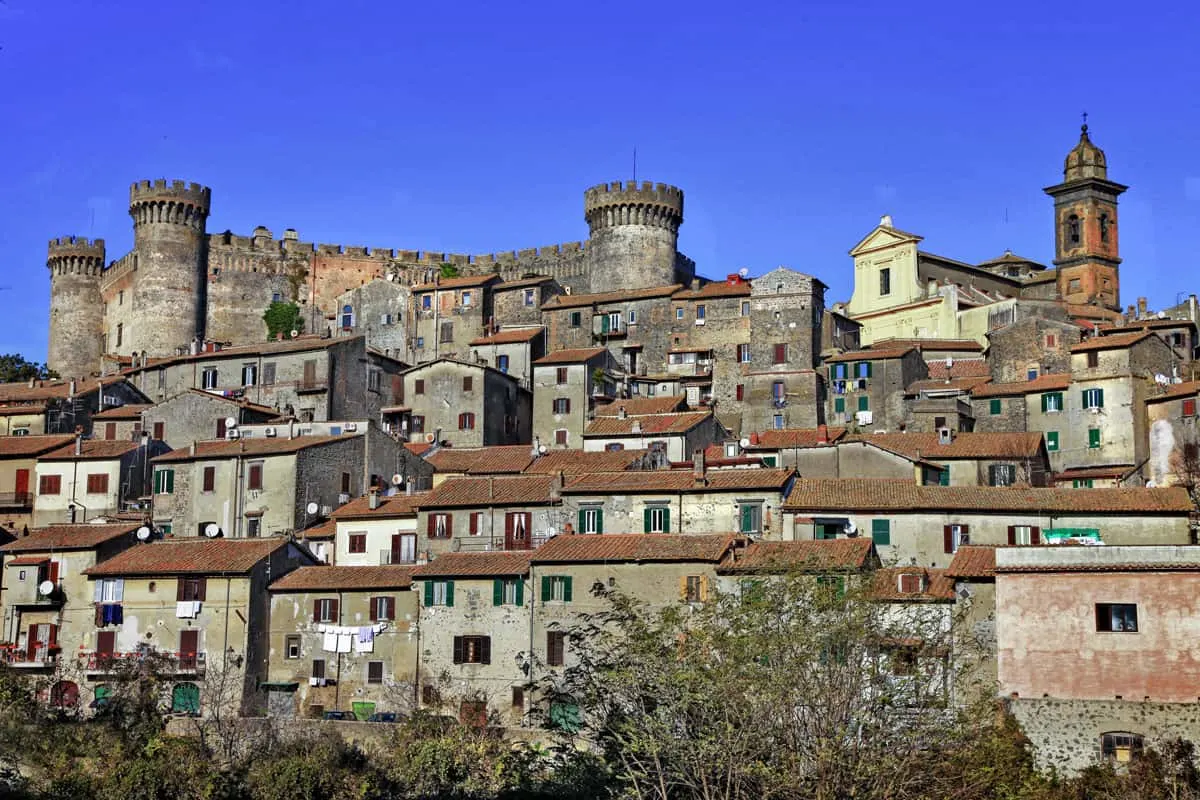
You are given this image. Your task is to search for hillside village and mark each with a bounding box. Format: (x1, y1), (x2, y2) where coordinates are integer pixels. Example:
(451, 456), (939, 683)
(5, 124), (1200, 774)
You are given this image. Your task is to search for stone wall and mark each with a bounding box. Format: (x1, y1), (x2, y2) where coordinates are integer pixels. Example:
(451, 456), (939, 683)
(47, 237), (106, 379)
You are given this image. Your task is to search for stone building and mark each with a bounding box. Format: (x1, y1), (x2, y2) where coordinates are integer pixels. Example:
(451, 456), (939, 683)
(944, 545), (999, 701)
(33, 437), (169, 527)
(414, 475), (560, 556)
(424, 445), (538, 483)
(265, 565), (419, 719)
(332, 278), (411, 361)
(468, 327), (546, 387)
(0, 377), (147, 437)
(847, 431), (1051, 487)
(1098, 317), (1198, 363)
(395, 358), (532, 448)
(0, 435), (74, 531)
(825, 346), (928, 433)
(1145, 379), (1200, 488)
(984, 308), (1083, 384)
(91, 404), (153, 443)
(581, 408), (723, 462)
(411, 275), (498, 363)
(140, 390), (278, 450)
(530, 347), (617, 450)
(330, 492), (428, 567)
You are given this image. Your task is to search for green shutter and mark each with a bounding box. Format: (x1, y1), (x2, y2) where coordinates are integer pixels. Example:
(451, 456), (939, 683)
(762, 456), (776, 467)
(515, 580), (524, 607)
(834, 397), (845, 413)
(1040, 394), (1048, 413)
(1089, 428), (1101, 449)
(153, 471), (161, 493)
(740, 505), (753, 533)
(871, 519), (891, 546)
(166, 469), (174, 493)
(643, 507), (653, 533)
(423, 581), (433, 607)
(444, 580), (454, 608)
(1097, 388), (1104, 408)
(858, 395), (869, 412)
(661, 508), (670, 533)
(541, 575), (551, 603)
(600, 315), (610, 334)
(865, 361), (872, 378)
(595, 509), (603, 534)
(939, 468), (949, 486)
(1047, 431), (1058, 451)
(493, 579), (503, 606)
(562, 577), (573, 603)
(577, 509), (585, 533)
(989, 398), (1001, 415)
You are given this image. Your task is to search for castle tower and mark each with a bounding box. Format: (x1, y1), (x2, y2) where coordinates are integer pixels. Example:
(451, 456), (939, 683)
(46, 236), (106, 379)
(127, 179), (212, 356)
(1044, 124), (1127, 311)
(584, 181), (685, 294)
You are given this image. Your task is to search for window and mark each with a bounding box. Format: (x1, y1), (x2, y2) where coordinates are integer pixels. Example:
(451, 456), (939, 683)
(543, 575), (573, 602)
(553, 398), (571, 414)
(1183, 398), (1197, 418)
(936, 468), (950, 486)
(606, 311), (621, 333)
(86, 473), (108, 494)
(695, 305), (706, 323)
(682, 575), (706, 603)
(1096, 603), (1138, 633)
(440, 322), (453, 343)
(415, 337), (424, 348)
(772, 381), (785, 401)
(414, 379), (425, 395)
(241, 364), (257, 386)
(1046, 431), (1059, 451)
(578, 507), (603, 534)
(736, 384), (745, 401)
(381, 313), (393, 325)
(312, 659), (326, 679)
(421, 294), (431, 310)
(644, 506), (670, 533)
(554, 429), (568, 446)
(94, 577), (124, 603)
(458, 412), (475, 430)
(739, 504), (761, 534)
(834, 397), (845, 414)
(857, 395), (869, 412)
(424, 579), (454, 606)
(855, 361), (872, 379)
(1068, 278), (1082, 293)
(312, 598), (338, 622)
(452, 635), (490, 664)
(370, 596), (396, 621)
(421, 685), (440, 705)
(1044, 333), (1057, 348)
(461, 375), (473, 392)
(367, 661), (384, 684)
(246, 517), (261, 538)
(1008, 525), (1040, 545)
(496, 354), (509, 373)
(119, 290), (125, 305)
(285, 635), (301, 659)
(115, 323), (123, 348)
(151, 421), (165, 441)
(523, 288), (536, 306)
(1086, 350), (1099, 369)
(943, 524), (969, 553)
(202, 466), (215, 492)
(676, 308), (685, 320)
(461, 291), (473, 307)
(349, 533), (367, 553)
(202, 368), (218, 390)
(555, 367), (568, 385)
(428, 513), (451, 539)
(154, 469), (174, 494)
(832, 363), (848, 380)
(628, 310), (637, 325)
(1067, 214), (1080, 245)
(1041, 392), (1063, 413)
(898, 573), (923, 594)
(1073, 478), (1095, 488)
(368, 370), (381, 392)
(570, 311), (581, 328)
(1101, 732), (1143, 763)
(1088, 428), (1102, 449)
(737, 344), (751, 363)
(1027, 367), (1039, 381)
(741, 301), (750, 317)
(410, 415), (424, 433)
(773, 414), (784, 430)
(247, 462), (264, 491)
(177, 577), (207, 602)
(989, 398), (1002, 415)
(493, 578), (524, 606)
(989, 464), (1015, 487)
(871, 519), (890, 546)
(879, 267), (891, 296)
(341, 305), (354, 329)
(512, 687), (524, 709)
(546, 631), (566, 666)
(1099, 213), (1110, 243)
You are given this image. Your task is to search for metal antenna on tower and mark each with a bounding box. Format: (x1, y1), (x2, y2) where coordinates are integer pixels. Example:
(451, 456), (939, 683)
(633, 147), (637, 184)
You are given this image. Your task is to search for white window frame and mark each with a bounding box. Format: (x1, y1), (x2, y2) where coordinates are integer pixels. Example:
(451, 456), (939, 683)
(202, 368), (218, 390)
(607, 311), (621, 332)
(549, 576), (570, 601)
(741, 301), (750, 317)
(646, 506), (669, 533)
(461, 291), (473, 307)
(1083, 388), (1103, 409)
(1013, 525), (1032, 545)
(950, 524), (970, 552)
(431, 580), (449, 605)
(628, 310), (637, 325)
(580, 507), (602, 534)
(434, 514), (449, 538)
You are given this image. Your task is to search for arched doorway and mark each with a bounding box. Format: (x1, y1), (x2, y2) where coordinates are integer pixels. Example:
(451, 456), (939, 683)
(171, 682), (200, 715)
(49, 680), (79, 709)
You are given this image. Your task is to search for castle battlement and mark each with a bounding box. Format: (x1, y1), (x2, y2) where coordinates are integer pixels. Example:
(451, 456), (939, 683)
(129, 178), (212, 227)
(47, 236), (106, 277)
(584, 180), (684, 212)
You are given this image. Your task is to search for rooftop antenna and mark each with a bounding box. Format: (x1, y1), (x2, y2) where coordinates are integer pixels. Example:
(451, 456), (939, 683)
(632, 147), (637, 184)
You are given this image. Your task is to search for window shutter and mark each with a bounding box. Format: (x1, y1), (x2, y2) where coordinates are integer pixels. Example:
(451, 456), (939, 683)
(427, 515), (437, 537)
(177, 579), (187, 601)
(577, 509), (585, 533)
(469, 513), (479, 536)
(444, 581), (454, 608)
(678, 575), (688, 601)
(423, 581), (433, 607)
(493, 579), (504, 607)
(1007, 526), (1016, 546)
(595, 509), (603, 534)
(541, 575), (551, 602)
(452, 636), (464, 664)
(1031, 526), (1041, 545)
(312, 599), (320, 622)
(166, 470), (174, 493)
(1097, 388), (1104, 407)
(1040, 394), (1049, 413)
(481, 637), (492, 665)
(699, 575), (709, 602)
(328, 598), (337, 619)
(865, 361), (873, 378)
(515, 580), (524, 607)
(369, 597), (379, 622)
(662, 508), (671, 533)
(48, 624), (58, 648)
(563, 576), (573, 602)
(643, 508), (652, 533)
(943, 525), (953, 554)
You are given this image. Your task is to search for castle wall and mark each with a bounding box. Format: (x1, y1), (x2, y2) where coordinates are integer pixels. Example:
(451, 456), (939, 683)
(47, 237), (106, 379)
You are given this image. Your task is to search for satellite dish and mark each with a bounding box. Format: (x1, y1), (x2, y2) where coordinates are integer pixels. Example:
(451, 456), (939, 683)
(737, 267), (750, 278)
(843, 520), (858, 535)
(386, 273), (395, 282)
(290, 330), (299, 338)
(739, 437), (751, 449)
(38, 580), (55, 596)
(545, 526), (557, 538)
(390, 474), (404, 486)
(306, 502), (320, 515)
(135, 526), (152, 542)
(538, 444), (548, 455)
(224, 417), (238, 430)
(203, 523), (222, 539)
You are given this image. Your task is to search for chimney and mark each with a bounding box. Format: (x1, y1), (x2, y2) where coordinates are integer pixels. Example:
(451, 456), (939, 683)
(28, 376), (35, 388)
(563, 521), (575, 535)
(190, 441), (196, 456)
(618, 406), (627, 420)
(817, 424), (829, 445)
(368, 489), (380, 510)
(1138, 297), (1148, 317)
(74, 433), (82, 457)
(551, 469), (565, 500)
(693, 449), (706, 486)
(68, 379), (77, 398)
(631, 420), (641, 434)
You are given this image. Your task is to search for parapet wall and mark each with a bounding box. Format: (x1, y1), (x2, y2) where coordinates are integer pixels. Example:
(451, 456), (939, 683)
(129, 179), (212, 212)
(47, 236), (106, 277)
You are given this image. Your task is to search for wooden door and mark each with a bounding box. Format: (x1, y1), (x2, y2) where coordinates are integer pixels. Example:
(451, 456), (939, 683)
(104, 423), (116, 440)
(14, 469), (29, 503)
(505, 512), (531, 551)
(96, 630), (116, 656)
(179, 630), (199, 670)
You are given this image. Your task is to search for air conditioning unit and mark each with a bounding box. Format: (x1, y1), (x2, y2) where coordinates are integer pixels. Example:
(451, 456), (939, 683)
(344, 422), (358, 432)
(264, 427), (277, 437)
(856, 410), (873, 425)
(338, 493), (350, 505)
(227, 429), (241, 440)
(320, 505), (332, 516)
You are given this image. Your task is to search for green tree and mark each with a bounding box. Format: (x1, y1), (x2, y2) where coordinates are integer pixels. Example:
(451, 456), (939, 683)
(0, 353), (57, 383)
(262, 302), (304, 341)
(439, 262), (459, 279)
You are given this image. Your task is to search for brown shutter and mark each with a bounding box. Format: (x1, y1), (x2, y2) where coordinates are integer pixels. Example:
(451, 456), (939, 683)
(329, 599), (338, 620)
(469, 513), (479, 536)
(153, 422), (165, 440)
(427, 515), (437, 537)
(678, 575), (688, 601)
(178, 579), (187, 601)
(453, 636), (464, 664)
(1007, 526), (1016, 546)
(196, 577), (207, 602)
(943, 525), (953, 554)
(480, 636), (491, 665)
(369, 597), (378, 622)
(445, 513), (453, 534)
(505, 513), (513, 538)
(97, 630), (115, 655)
(1031, 526), (1041, 545)
(387, 597), (396, 619)
(104, 423), (116, 440)
(179, 629), (199, 656)
(216, 418), (227, 439)
(312, 600), (320, 622)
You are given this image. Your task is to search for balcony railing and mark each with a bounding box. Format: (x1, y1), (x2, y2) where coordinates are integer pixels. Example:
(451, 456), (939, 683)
(454, 533), (554, 553)
(0, 644), (58, 667)
(81, 650), (206, 675)
(379, 550), (417, 566)
(0, 491), (32, 508)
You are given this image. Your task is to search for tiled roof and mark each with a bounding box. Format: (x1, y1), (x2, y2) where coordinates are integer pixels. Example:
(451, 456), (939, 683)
(269, 565), (417, 591)
(744, 428), (847, 449)
(0, 523), (139, 553)
(297, 519), (336, 540)
(869, 567), (956, 602)
(523, 449), (648, 475)
(970, 373), (1071, 398)
(331, 492), (429, 519)
(716, 539), (875, 574)
(425, 446), (535, 474)
(847, 431), (1045, 460)
(92, 404), (153, 420)
(182, 389), (278, 416)
(0, 434), (75, 458)
(152, 435), (350, 462)
(783, 478), (1194, 513)
(594, 396), (688, 417)
(0, 376), (130, 404)
(870, 338), (984, 353)
(907, 377), (993, 394)
(977, 251), (1046, 268)
(84, 537), (289, 576)
(531, 533), (739, 564)
(945, 545), (996, 579)
(542, 284), (682, 310)
(420, 474), (555, 508)
(1100, 318), (1198, 332)
(824, 347), (916, 363)
(123, 336), (360, 375)
(926, 359), (991, 379)
(40, 439), (143, 461)
(412, 274), (499, 292)
(565, 468), (793, 494)
(404, 442), (432, 456)
(469, 327), (545, 346)
(1070, 331), (1155, 352)
(1146, 380), (1200, 403)
(671, 281), (752, 299)
(585, 411), (711, 437)
(1052, 465), (1136, 481)
(0, 403), (48, 417)
(494, 276), (553, 290)
(410, 551), (531, 578)
(532, 347), (609, 366)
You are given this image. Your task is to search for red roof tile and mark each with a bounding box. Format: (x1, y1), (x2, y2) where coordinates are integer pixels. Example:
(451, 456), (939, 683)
(421, 474), (556, 508)
(469, 327), (545, 346)
(0, 434), (75, 458)
(494, 276), (554, 290)
(594, 396), (688, 417)
(1070, 330), (1155, 352)
(152, 435), (349, 462)
(532, 347), (609, 366)
(84, 537), (290, 576)
(870, 567), (955, 602)
(269, 565), (416, 591)
(565, 468), (793, 494)
(744, 428), (847, 449)
(1146, 380), (1200, 403)
(40, 439), (143, 461)
(412, 274), (499, 292)
(331, 492), (429, 519)
(907, 376), (993, 394)
(122, 336), (363, 375)
(92, 404), (153, 420)
(298, 519), (337, 540)
(870, 338), (984, 352)
(410, 551), (531, 578)
(970, 373), (1071, 398)
(1100, 318), (1198, 332)
(522, 449), (648, 475)
(717, 539), (876, 574)
(532, 533), (740, 564)
(542, 284), (681, 310)
(585, 411), (711, 437)
(1052, 465), (1136, 482)
(0, 523), (139, 553)
(925, 359), (991, 379)
(847, 431), (1045, 460)
(945, 546), (996, 579)
(425, 446), (535, 475)
(0, 377), (131, 404)
(825, 347), (916, 363)
(671, 281), (752, 299)
(783, 478), (1194, 513)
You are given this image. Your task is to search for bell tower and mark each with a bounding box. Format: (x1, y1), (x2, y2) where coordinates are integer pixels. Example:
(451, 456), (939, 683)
(1044, 121), (1127, 311)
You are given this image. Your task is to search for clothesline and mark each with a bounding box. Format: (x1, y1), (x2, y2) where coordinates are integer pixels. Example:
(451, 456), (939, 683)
(317, 623), (387, 654)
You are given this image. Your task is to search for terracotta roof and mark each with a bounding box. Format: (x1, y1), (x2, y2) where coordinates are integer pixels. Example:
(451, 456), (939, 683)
(412, 274), (499, 292)
(1052, 465), (1136, 482)
(297, 519), (336, 539)
(523, 449), (648, 475)
(92, 404), (153, 420)
(0, 376), (129, 404)
(744, 428), (847, 450)
(0, 403), (48, 417)
(1146, 380), (1200, 403)
(907, 376), (993, 394)
(425, 446), (535, 475)
(977, 251), (1046, 268)
(84, 537), (289, 576)
(1070, 331), (1155, 352)
(0, 434), (75, 458)
(825, 347), (916, 363)
(594, 396), (688, 417)
(542, 284), (682, 310)
(847, 431), (1045, 460)
(152, 434), (349, 462)
(532, 533), (739, 564)
(1101, 318), (1198, 332)
(532, 347), (609, 366)
(469, 327), (544, 346)
(783, 478), (1194, 513)
(671, 281), (752, 299)
(869, 567), (955, 602)
(331, 492), (429, 519)
(585, 411), (711, 437)
(420, 474), (555, 508)
(7, 554), (52, 565)
(926, 359), (991, 379)
(270, 565), (416, 591)
(0, 523), (139, 553)
(410, 551), (531, 578)
(716, 539), (875, 574)
(945, 545), (996, 579)
(494, 276), (553, 290)
(123, 336), (361, 375)
(40, 439), (143, 461)
(181, 389), (278, 416)
(404, 442), (432, 456)
(970, 373), (1071, 398)
(870, 338), (984, 353)
(565, 468), (793, 494)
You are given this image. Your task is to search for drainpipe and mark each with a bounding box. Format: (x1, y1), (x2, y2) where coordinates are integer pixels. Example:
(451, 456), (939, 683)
(334, 589), (344, 711)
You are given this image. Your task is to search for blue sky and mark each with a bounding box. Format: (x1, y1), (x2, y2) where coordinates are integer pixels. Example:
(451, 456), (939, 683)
(2, 0), (1198, 361)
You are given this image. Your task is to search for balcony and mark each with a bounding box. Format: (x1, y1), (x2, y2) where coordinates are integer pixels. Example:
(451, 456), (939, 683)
(379, 550), (417, 566)
(0, 644), (58, 668)
(453, 533), (554, 553)
(295, 380), (328, 395)
(81, 650), (206, 676)
(0, 491), (32, 509)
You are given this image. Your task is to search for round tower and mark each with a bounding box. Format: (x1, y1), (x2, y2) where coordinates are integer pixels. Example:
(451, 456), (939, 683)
(584, 180), (684, 294)
(47, 236), (106, 379)
(128, 179), (212, 356)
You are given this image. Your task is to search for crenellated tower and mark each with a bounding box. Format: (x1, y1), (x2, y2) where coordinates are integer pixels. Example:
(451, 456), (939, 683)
(47, 236), (106, 379)
(584, 181), (685, 294)
(126, 179), (212, 356)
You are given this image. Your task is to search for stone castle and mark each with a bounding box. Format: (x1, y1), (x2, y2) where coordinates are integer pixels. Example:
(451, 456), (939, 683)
(46, 179), (696, 380)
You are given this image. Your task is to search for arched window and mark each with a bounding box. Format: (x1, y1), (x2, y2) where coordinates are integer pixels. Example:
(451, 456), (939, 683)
(172, 682), (201, 715)
(1100, 732), (1143, 763)
(1067, 214), (1081, 245)
(49, 680), (79, 709)
(341, 305), (354, 330)
(1099, 213), (1110, 243)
